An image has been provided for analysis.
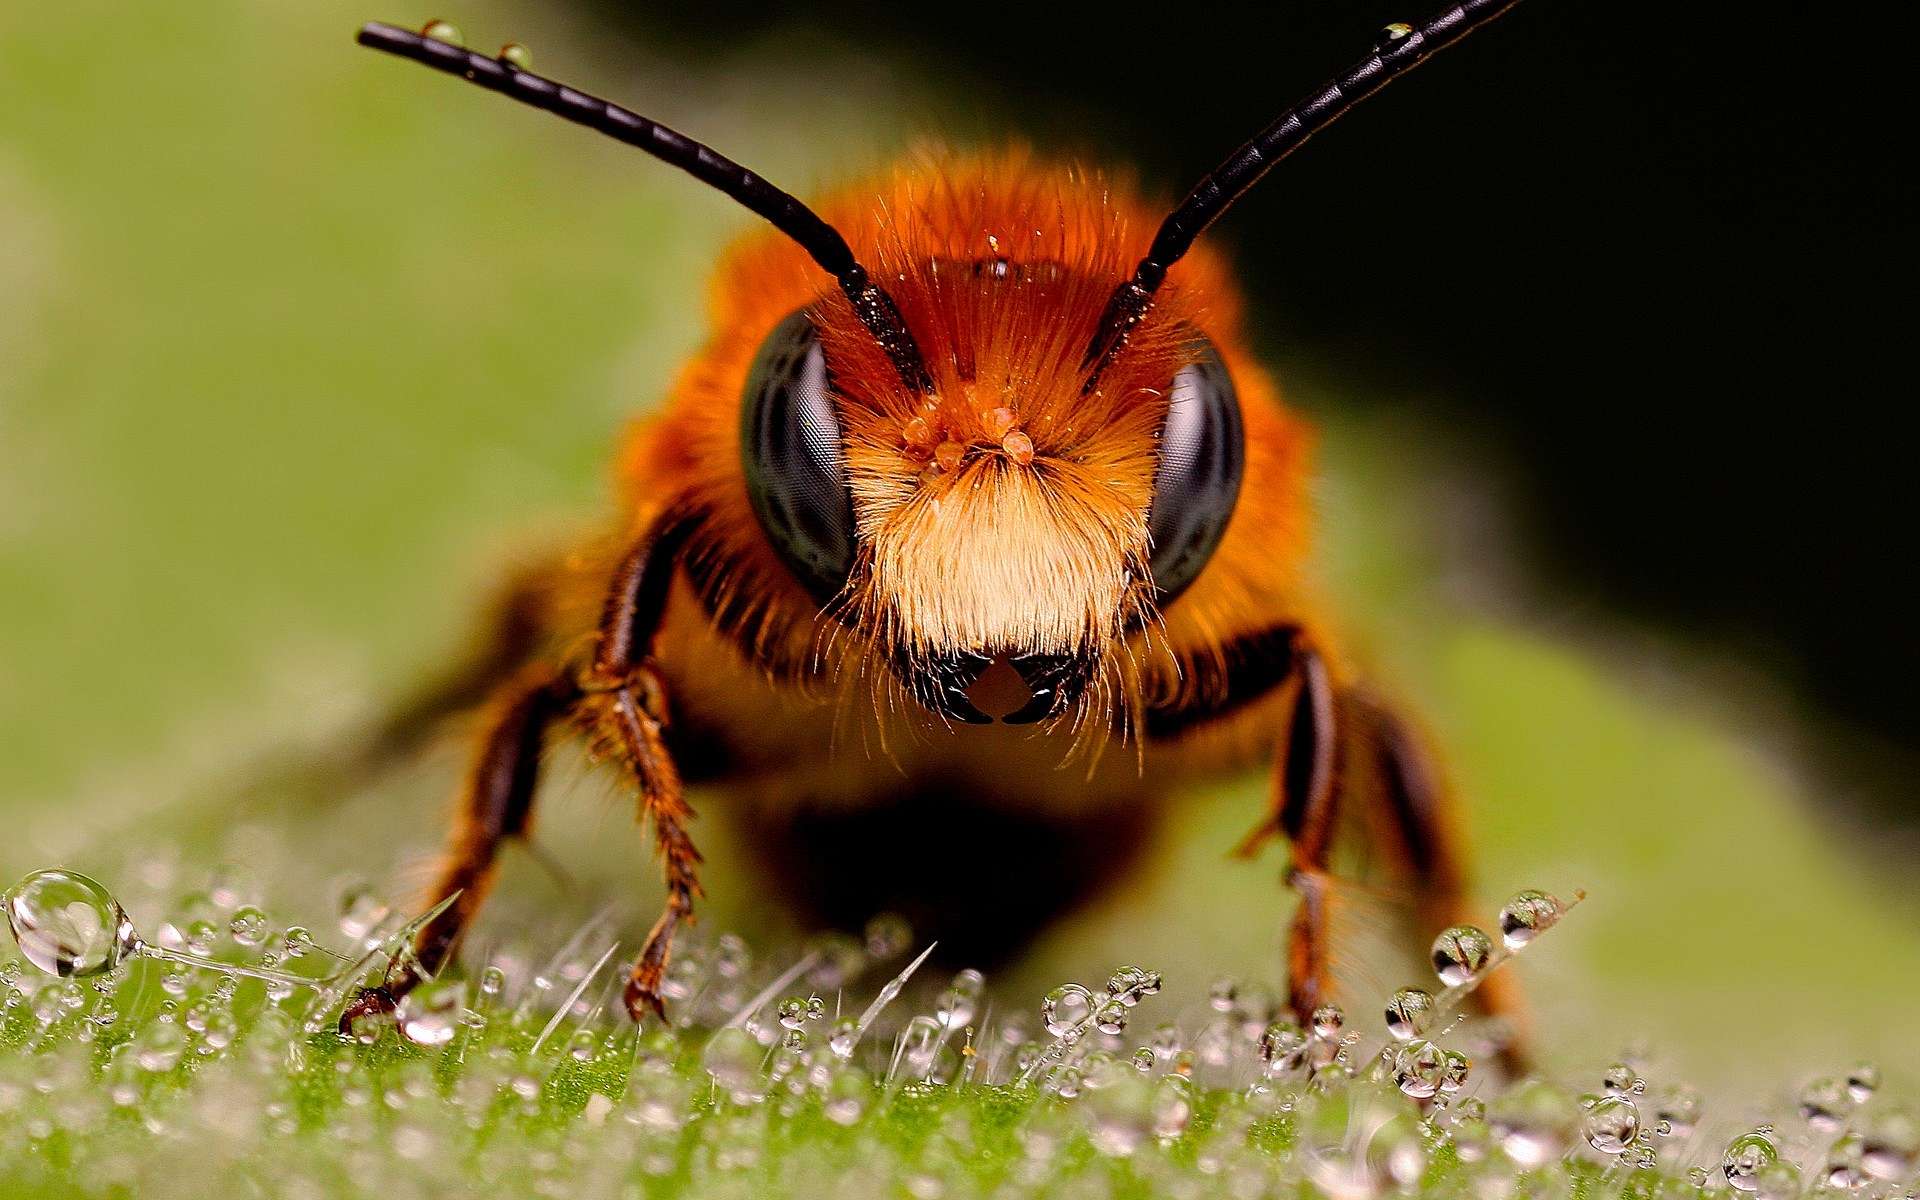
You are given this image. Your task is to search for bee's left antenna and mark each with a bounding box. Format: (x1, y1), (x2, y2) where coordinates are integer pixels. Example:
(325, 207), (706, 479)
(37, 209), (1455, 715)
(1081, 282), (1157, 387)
(355, 22), (933, 393)
(1082, 0), (1530, 383)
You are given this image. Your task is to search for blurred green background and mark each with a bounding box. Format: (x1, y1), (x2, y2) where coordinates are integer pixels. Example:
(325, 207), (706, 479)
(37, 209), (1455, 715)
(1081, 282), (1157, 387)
(1, 0), (1914, 1100)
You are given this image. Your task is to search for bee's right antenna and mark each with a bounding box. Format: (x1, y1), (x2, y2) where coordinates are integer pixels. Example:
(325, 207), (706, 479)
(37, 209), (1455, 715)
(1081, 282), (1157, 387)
(1083, 0), (1530, 383)
(355, 22), (934, 395)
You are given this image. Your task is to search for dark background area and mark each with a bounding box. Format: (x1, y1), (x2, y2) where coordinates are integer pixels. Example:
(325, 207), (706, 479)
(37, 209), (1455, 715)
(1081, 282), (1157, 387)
(598, 0), (1916, 811)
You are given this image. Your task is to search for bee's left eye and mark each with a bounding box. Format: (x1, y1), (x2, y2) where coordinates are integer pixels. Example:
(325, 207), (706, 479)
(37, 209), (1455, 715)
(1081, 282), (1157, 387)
(741, 310), (857, 604)
(1146, 342), (1245, 601)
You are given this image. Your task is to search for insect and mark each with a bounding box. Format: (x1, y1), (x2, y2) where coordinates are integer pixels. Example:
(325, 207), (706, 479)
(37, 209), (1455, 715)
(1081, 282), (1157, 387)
(344, 0), (1533, 1040)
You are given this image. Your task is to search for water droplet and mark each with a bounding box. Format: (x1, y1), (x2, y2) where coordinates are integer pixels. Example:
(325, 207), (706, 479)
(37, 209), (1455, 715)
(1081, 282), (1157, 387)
(1490, 1080), (1578, 1167)
(1798, 1075), (1853, 1133)
(824, 1066), (870, 1126)
(1430, 925), (1494, 986)
(420, 18), (463, 45)
(1106, 964), (1160, 1003)
(336, 883), (387, 942)
(1380, 22), (1415, 43)
(1860, 1105), (1920, 1182)
(1440, 1049), (1471, 1094)
(827, 1018), (858, 1059)
(1207, 977), (1237, 1012)
(776, 996), (808, 1031)
(397, 985), (462, 1048)
(1846, 1061), (1881, 1104)
(1085, 1072), (1155, 1157)
(938, 969), (983, 1028)
(1384, 988), (1434, 1040)
(3, 870), (141, 977)
(712, 933), (750, 980)
(227, 905), (268, 948)
(1093, 998), (1129, 1037)
(478, 965), (507, 1003)
(133, 1018), (187, 1072)
(497, 42), (531, 70)
(1723, 1130), (1780, 1192)
(702, 1026), (764, 1104)
(1497, 889), (1561, 950)
(1393, 1039), (1446, 1099)
(1261, 1021), (1308, 1074)
(1584, 1095), (1641, 1155)
(864, 914), (910, 961)
(1042, 984), (1093, 1037)
(1310, 1003), (1345, 1040)
(1655, 1084), (1701, 1137)
(1752, 1162), (1801, 1200)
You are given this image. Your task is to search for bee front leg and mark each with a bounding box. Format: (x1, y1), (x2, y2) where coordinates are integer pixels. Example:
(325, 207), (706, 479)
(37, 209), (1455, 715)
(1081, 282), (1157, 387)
(340, 664), (577, 1029)
(572, 505), (703, 1023)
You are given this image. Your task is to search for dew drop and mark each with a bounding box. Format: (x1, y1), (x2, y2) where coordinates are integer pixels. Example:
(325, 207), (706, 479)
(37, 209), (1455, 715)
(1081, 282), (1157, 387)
(133, 1018), (187, 1072)
(3, 870), (141, 978)
(1490, 1080), (1578, 1167)
(397, 985), (462, 1048)
(1723, 1130), (1780, 1192)
(227, 905), (268, 948)
(1497, 889), (1561, 950)
(1310, 1003), (1345, 1040)
(1860, 1105), (1919, 1182)
(1440, 1049), (1471, 1094)
(1261, 1021), (1308, 1074)
(1384, 988), (1434, 1041)
(1042, 984), (1093, 1037)
(827, 1018), (858, 1060)
(1846, 1061), (1881, 1104)
(1798, 1075), (1853, 1133)
(1602, 1062), (1637, 1097)
(864, 914), (910, 961)
(824, 1066), (870, 1126)
(335, 883), (387, 942)
(1583, 1095), (1641, 1155)
(1393, 1039), (1446, 1099)
(497, 42), (531, 70)
(1430, 925), (1494, 987)
(703, 1026), (767, 1105)
(420, 18), (463, 45)
(1752, 1162), (1801, 1200)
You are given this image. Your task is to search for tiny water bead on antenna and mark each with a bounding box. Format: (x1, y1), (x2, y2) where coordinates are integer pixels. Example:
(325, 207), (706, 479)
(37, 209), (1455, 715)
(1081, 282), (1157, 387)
(1, 867), (459, 1034)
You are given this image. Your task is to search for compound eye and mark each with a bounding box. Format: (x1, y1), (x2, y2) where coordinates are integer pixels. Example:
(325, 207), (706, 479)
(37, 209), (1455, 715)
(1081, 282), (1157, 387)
(1146, 341), (1245, 601)
(741, 310), (856, 604)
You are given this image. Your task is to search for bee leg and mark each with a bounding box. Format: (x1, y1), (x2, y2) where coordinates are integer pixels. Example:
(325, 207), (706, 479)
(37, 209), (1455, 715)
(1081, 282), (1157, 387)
(340, 664), (577, 1028)
(571, 507), (702, 1024)
(1269, 636), (1343, 1022)
(1346, 689), (1529, 1070)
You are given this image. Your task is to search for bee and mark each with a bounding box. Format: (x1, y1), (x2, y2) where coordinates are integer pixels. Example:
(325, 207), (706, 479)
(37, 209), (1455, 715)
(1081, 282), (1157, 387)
(345, 0), (1532, 1039)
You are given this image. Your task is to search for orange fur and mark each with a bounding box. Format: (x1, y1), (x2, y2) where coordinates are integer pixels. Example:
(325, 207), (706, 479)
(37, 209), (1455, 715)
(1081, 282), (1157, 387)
(615, 148), (1320, 783)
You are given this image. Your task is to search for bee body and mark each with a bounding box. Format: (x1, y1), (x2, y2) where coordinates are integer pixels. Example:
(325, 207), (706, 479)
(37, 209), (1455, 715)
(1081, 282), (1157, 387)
(345, 0), (1533, 1043)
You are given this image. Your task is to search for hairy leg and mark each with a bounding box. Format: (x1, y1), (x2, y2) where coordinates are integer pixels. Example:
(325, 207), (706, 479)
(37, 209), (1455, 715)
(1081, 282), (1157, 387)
(341, 665), (575, 1025)
(571, 506), (703, 1021)
(1145, 625), (1526, 1052)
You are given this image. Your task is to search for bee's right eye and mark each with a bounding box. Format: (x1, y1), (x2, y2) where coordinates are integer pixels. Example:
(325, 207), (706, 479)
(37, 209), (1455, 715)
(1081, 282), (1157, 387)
(740, 310), (856, 604)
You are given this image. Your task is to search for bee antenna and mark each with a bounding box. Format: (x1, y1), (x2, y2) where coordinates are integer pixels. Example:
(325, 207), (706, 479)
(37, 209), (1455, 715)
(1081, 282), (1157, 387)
(1083, 0), (1529, 382)
(355, 22), (934, 393)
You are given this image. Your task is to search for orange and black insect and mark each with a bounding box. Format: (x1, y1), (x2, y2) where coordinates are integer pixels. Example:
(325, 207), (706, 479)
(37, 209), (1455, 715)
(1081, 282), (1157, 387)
(343, 0), (1532, 1041)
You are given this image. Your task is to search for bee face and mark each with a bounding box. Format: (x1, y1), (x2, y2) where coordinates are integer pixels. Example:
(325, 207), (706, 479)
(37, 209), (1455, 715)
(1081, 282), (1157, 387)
(738, 258), (1248, 726)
